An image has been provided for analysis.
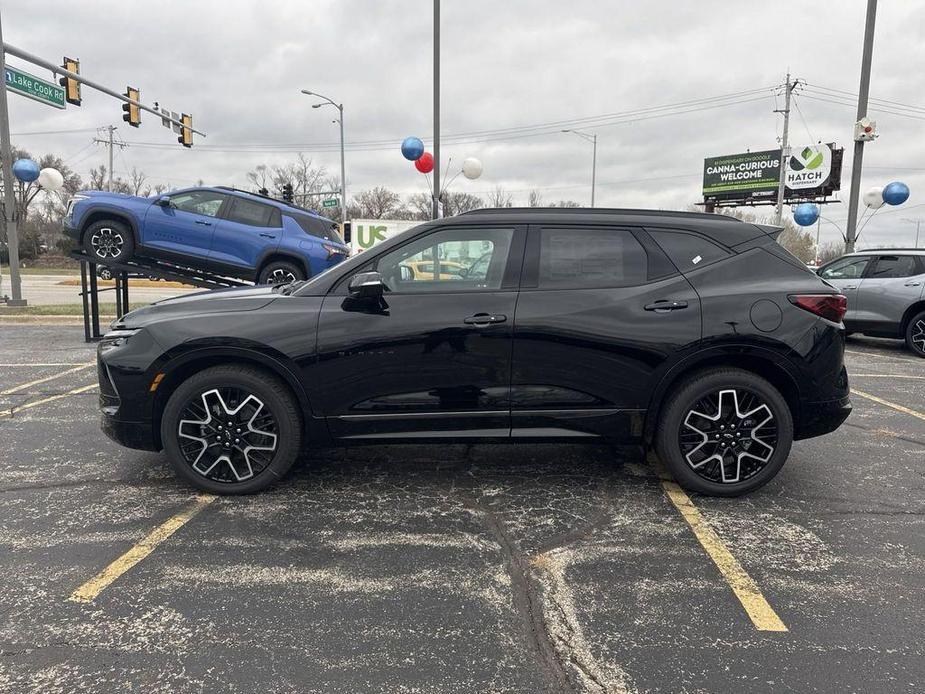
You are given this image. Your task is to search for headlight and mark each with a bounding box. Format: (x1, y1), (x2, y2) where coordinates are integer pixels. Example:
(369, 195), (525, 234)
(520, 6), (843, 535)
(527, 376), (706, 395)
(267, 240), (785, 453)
(65, 194), (89, 217)
(98, 328), (140, 354)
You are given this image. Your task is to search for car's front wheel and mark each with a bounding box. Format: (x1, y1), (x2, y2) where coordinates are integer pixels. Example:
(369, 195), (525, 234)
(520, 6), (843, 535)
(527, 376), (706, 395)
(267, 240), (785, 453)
(904, 310), (925, 358)
(83, 219), (135, 264)
(258, 260), (305, 286)
(654, 368), (793, 496)
(160, 365), (303, 494)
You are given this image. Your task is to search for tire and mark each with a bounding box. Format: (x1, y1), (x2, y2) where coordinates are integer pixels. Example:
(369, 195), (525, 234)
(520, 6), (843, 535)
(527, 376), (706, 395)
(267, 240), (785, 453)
(257, 260), (305, 286)
(83, 219), (135, 264)
(905, 310), (925, 358)
(654, 368), (793, 497)
(97, 267), (113, 281)
(160, 364), (303, 494)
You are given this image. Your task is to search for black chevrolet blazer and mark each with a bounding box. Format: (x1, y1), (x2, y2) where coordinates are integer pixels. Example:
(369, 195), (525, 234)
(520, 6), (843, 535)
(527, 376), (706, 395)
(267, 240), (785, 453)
(96, 208), (851, 496)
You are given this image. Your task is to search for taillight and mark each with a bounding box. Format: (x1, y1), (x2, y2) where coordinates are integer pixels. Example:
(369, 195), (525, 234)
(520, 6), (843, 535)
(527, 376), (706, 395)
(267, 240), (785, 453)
(321, 243), (344, 258)
(788, 294), (847, 323)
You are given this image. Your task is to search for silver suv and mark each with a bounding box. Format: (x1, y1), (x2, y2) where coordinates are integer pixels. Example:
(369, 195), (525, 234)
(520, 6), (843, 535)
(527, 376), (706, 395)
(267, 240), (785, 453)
(818, 250), (925, 357)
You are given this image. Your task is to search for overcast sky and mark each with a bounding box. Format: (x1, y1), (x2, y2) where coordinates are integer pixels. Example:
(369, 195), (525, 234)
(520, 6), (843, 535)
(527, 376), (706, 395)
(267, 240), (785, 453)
(5, 0), (925, 248)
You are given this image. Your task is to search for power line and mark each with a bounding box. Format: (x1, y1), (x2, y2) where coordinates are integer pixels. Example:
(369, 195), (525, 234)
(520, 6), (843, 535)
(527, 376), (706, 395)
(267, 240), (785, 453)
(805, 82), (925, 114)
(799, 91), (925, 121)
(120, 93), (775, 155)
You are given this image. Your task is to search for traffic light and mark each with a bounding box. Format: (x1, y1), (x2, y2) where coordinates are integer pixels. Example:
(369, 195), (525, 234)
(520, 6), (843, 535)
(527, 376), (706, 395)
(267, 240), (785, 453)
(122, 86), (140, 127)
(282, 183), (294, 203)
(178, 113), (193, 147)
(59, 57), (81, 106)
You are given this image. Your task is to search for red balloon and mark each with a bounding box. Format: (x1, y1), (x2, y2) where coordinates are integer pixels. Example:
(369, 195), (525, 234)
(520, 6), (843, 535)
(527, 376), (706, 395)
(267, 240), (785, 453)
(415, 152), (434, 174)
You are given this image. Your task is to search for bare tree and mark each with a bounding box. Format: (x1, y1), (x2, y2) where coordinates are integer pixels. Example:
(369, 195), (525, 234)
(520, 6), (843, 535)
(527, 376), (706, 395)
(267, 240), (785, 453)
(551, 200), (581, 208)
(349, 186), (403, 219)
(128, 167), (148, 196)
(486, 185), (513, 208)
(527, 189), (544, 207)
(442, 191), (484, 217)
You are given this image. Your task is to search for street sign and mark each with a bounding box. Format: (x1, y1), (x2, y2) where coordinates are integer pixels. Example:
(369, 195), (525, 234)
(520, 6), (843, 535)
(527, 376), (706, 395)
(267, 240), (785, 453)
(322, 198), (338, 208)
(4, 65), (65, 109)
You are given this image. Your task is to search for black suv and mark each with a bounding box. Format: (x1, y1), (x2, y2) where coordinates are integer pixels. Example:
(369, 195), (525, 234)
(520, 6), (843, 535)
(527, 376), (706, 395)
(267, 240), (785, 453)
(97, 209), (851, 496)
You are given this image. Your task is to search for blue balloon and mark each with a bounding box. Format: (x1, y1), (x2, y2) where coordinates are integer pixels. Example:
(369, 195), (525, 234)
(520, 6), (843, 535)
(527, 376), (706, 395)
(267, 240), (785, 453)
(401, 136), (424, 161)
(793, 202), (820, 227)
(882, 181), (910, 206)
(12, 158), (40, 182)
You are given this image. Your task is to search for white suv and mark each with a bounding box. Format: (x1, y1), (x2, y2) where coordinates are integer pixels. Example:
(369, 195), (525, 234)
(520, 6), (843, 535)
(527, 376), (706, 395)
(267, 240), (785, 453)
(818, 250), (925, 357)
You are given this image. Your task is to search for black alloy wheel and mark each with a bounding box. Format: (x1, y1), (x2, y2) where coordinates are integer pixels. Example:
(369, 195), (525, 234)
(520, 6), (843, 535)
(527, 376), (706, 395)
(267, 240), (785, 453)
(905, 310), (925, 358)
(83, 219), (134, 264)
(161, 365), (302, 494)
(258, 260), (305, 286)
(655, 368), (793, 496)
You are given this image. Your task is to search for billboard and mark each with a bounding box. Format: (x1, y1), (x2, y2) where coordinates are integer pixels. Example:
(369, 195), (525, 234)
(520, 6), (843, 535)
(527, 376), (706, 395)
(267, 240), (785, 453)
(703, 143), (842, 204)
(350, 219), (421, 253)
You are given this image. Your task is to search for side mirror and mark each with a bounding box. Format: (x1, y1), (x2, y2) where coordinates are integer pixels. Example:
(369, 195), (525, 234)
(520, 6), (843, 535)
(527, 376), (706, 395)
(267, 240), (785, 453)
(156, 195), (172, 207)
(348, 271), (386, 298)
(399, 265), (414, 282)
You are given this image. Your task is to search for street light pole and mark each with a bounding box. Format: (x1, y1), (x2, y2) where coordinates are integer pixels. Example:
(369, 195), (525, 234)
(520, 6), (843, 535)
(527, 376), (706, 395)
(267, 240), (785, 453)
(432, 0), (440, 220)
(0, 8), (25, 305)
(902, 218), (922, 248)
(301, 89), (346, 228)
(562, 129), (598, 207)
(845, 0), (878, 253)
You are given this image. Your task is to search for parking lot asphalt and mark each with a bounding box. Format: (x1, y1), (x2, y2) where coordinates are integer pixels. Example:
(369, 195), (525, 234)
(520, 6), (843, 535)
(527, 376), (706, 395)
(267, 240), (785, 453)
(0, 325), (922, 693)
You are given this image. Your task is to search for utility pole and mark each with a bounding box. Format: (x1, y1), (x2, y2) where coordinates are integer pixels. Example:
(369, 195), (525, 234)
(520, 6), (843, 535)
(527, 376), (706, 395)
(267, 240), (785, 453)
(93, 126), (125, 191)
(432, 0), (440, 220)
(845, 0), (878, 253)
(0, 8), (25, 305)
(773, 73), (795, 226)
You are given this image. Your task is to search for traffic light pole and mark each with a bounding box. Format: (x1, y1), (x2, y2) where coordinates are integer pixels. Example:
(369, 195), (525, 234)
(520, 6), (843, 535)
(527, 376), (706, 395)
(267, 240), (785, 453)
(845, 0), (878, 254)
(0, 10), (25, 305)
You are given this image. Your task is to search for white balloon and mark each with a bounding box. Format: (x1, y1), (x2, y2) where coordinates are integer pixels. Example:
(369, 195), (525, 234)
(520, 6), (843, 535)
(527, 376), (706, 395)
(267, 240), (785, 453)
(462, 157), (483, 180)
(863, 186), (885, 209)
(37, 167), (65, 192)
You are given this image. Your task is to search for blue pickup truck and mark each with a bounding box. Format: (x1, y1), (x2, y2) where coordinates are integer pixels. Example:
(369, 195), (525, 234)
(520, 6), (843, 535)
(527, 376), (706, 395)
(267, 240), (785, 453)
(64, 186), (348, 284)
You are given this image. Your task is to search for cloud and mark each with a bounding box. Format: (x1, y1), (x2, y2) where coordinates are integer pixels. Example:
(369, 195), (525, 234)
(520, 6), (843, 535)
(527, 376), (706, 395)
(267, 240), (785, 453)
(4, 0), (924, 246)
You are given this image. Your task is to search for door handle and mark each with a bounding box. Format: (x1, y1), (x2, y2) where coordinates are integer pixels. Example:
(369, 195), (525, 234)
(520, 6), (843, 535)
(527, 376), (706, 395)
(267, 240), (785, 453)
(194, 220), (212, 226)
(843, 285), (857, 290)
(905, 281), (922, 287)
(464, 313), (507, 326)
(644, 300), (688, 312)
(259, 233), (277, 239)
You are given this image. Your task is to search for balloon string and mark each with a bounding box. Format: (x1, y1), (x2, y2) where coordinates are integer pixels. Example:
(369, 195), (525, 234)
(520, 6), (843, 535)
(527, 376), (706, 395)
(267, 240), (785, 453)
(855, 205), (882, 245)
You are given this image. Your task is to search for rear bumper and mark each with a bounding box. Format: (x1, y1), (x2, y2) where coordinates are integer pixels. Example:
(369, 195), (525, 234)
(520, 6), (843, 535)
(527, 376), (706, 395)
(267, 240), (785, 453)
(794, 394), (852, 440)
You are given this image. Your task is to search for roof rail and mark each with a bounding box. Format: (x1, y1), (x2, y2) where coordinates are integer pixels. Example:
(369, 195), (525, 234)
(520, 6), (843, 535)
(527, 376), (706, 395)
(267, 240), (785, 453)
(213, 185), (327, 218)
(457, 207), (743, 222)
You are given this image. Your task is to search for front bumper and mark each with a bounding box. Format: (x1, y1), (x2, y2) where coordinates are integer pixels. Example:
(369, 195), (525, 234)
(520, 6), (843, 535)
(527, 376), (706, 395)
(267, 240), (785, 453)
(101, 412), (159, 451)
(794, 394), (852, 440)
(63, 217), (80, 242)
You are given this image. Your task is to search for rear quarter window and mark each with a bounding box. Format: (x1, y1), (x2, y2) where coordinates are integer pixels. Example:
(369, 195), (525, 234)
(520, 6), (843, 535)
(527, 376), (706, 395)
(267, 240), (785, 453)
(290, 214), (344, 244)
(648, 230), (730, 272)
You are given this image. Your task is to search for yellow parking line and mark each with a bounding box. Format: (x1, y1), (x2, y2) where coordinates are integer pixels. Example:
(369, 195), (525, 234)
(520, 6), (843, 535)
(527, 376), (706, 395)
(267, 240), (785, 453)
(0, 362), (95, 395)
(661, 479), (788, 632)
(69, 495), (216, 603)
(853, 389), (925, 422)
(0, 383), (98, 419)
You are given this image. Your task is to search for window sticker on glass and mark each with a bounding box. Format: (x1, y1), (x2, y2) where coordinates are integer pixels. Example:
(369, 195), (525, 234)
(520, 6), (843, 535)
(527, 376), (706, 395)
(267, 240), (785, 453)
(692, 255), (702, 265)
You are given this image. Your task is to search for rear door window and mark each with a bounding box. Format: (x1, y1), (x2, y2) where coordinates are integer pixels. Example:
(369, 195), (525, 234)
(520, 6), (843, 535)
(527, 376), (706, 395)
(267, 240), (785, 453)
(291, 214), (344, 243)
(226, 198), (279, 228)
(538, 227), (648, 289)
(819, 256), (871, 280)
(648, 230), (730, 272)
(870, 255), (919, 279)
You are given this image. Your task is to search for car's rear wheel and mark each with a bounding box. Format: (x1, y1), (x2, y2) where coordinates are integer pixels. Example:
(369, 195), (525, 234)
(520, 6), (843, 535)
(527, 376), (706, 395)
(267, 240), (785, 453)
(904, 310), (925, 358)
(83, 219), (134, 264)
(654, 368), (793, 496)
(258, 260), (305, 286)
(160, 365), (302, 494)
